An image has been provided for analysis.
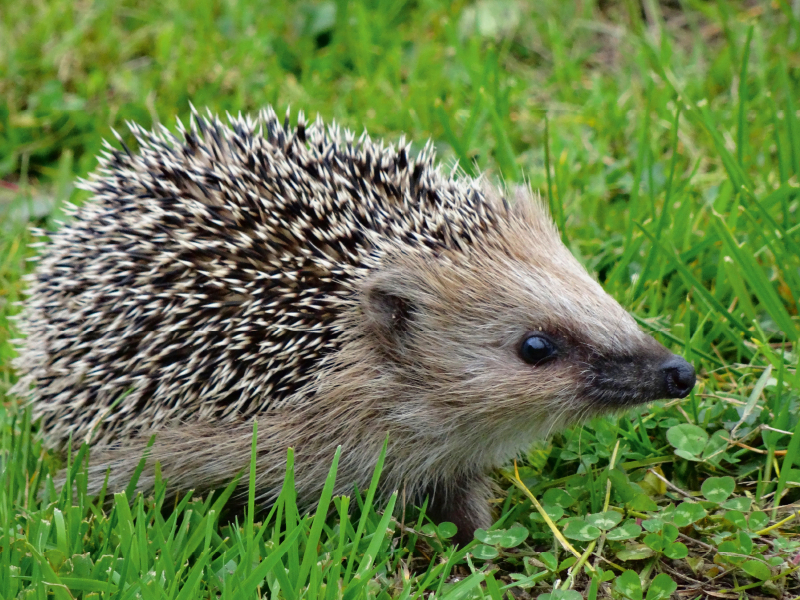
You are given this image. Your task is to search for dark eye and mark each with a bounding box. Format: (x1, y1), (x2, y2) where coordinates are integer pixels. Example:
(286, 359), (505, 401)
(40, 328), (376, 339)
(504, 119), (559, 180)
(520, 334), (557, 365)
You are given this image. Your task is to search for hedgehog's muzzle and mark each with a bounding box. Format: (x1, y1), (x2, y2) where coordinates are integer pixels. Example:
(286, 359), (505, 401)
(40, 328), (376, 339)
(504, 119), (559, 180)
(583, 352), (696, 408)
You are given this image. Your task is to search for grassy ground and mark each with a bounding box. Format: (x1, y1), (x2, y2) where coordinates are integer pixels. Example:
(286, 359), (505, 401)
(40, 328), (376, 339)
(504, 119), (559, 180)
(2, 0), (800, 597)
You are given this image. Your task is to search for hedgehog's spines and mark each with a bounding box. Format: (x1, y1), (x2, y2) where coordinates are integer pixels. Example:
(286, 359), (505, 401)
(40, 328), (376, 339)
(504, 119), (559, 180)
(110, 127), (133, 160)
(396, 145), (408, 171)
(14, 105), (527, 447)
(296, 110), (307, 144)
(283, 105), (292, 133)
(189, 106), (200, 137)
(157, 122), (172, 141)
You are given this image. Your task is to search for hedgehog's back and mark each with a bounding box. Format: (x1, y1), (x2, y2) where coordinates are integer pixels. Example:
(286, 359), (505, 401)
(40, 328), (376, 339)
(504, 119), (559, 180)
(13, 108), (500, 447)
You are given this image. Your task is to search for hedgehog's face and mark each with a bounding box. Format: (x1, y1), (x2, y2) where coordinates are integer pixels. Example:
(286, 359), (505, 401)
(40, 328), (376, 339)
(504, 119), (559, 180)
(360, 207), (695, 450)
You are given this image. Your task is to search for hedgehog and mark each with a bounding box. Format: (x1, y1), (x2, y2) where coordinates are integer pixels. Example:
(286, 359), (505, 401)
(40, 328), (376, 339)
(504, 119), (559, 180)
(12, 106), (696, 545)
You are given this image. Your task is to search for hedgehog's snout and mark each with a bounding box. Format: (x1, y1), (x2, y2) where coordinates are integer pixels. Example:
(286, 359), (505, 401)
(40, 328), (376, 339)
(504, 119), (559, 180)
(661, 354), (696, 399)
(582, 349), (696, 408)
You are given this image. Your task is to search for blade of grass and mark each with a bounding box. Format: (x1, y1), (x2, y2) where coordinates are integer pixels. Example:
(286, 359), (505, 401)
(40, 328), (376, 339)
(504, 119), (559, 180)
(736, 26), (753, 167)
(297, 446), (342, 587)
(710, 212), (798, 341)
(344, 437), (388, 583)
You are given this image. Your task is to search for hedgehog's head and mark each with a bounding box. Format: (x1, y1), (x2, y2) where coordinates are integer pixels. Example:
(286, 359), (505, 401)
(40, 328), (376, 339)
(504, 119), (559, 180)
(358, 185), (694, 466)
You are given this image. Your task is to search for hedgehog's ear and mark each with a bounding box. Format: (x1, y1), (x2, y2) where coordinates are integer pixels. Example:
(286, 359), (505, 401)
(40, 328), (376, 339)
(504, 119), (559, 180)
(361, 270), (419, 353)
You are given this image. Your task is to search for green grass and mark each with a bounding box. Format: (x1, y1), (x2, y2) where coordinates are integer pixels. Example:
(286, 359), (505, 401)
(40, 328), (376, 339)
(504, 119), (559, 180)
(2, 0), (800, 597)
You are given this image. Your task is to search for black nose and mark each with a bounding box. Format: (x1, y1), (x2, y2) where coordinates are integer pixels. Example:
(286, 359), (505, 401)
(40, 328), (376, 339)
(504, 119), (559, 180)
(662, 355), (696, 398)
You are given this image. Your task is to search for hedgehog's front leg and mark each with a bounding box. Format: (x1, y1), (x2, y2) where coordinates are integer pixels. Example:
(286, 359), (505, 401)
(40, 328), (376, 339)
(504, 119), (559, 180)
(422, 474), (493, 547)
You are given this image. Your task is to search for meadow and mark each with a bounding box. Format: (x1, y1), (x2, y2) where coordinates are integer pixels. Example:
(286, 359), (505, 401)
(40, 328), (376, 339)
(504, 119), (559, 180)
(1, 0), (799, 597)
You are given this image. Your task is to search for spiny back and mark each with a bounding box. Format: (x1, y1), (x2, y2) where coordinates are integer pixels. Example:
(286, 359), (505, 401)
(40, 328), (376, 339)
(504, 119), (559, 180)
(13, 107), (503, 446)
